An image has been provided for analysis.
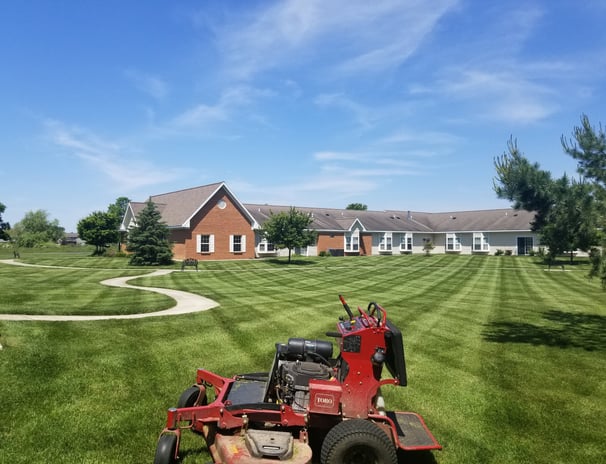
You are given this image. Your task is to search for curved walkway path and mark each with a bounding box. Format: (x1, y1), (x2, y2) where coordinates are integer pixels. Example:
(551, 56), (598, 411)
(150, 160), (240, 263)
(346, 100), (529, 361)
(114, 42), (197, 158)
(0, 260), (219, 321)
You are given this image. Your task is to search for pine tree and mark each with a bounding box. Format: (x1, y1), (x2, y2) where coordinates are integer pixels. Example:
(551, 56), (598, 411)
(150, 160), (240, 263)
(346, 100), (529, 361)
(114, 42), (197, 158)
(126, 200), (173, 265)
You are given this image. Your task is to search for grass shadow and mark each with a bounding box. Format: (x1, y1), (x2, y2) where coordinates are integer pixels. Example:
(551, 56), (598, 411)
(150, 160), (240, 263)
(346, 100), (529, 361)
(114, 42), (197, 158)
(483, 310), (606, 351)
(266, 258), (317, 266)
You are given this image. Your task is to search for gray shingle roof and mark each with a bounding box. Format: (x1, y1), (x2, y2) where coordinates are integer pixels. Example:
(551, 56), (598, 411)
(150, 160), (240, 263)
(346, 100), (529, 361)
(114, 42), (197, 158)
(129, 182), (536, 233)
(406, 209), (536, 232)
(148, 182), (224, 227)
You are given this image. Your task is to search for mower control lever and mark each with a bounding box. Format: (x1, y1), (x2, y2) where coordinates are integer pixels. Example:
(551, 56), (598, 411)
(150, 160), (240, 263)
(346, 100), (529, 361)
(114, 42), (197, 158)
(338, 294), (355, 319)
(325, 331), (342, 338)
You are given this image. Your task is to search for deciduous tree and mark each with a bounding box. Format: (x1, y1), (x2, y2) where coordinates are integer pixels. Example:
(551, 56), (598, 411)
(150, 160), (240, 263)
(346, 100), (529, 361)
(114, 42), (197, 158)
(261, 207), (316, 263)
(346, 203), (368, 211)
(11, 210), (64, 247)
(77, 211), (119, 255)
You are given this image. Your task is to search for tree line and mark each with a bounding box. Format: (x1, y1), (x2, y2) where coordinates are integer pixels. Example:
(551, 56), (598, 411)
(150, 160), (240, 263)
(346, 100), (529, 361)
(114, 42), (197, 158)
(2, 114), (604, 276)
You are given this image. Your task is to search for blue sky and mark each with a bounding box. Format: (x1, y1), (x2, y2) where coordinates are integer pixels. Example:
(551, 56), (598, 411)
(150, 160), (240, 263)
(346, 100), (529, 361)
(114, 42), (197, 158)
(1, 0), (605, 232)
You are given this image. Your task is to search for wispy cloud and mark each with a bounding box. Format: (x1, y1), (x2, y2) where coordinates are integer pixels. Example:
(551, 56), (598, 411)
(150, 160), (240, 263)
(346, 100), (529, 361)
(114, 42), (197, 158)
(169, 85), (274, 131)
(45, 120), (185, 190)
(213, 0), (459, 80)
(124, 69), (169, 100)
(437, 67), (558, 123)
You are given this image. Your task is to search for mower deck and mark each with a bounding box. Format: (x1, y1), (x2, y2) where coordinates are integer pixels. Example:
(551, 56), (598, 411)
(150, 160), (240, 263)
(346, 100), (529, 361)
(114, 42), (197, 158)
(213, 432), (313, 463)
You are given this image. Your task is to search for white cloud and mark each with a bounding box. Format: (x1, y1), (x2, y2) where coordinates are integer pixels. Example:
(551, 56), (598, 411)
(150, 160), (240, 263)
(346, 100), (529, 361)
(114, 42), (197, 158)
(430, 67), (558, 124)
(124, 69), (169, 100)
(214, 0), (459, 80)
(45, 120), (185, 191)
(169, 85), (274, 130)
(313, 151), (362, 161)
(314, 93), (377, 129)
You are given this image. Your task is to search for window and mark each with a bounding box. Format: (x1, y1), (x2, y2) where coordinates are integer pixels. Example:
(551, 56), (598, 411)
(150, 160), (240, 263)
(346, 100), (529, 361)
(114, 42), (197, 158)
(230, 234), (246, 253)
(379, 232), (392, 252)
(517, 236), (534, 255)
(197, 234), (214, 253)
(400, 233), (413, 251)
(473, 232), (489, 252)
(446, 233), (461, 251)
(258, 239), (275, 253)
(345, 230), (359, 252)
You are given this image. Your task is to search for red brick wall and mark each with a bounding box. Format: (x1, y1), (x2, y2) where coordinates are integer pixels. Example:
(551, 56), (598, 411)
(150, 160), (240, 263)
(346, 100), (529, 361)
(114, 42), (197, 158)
(316, 231), (371, 256)
(317, 233), (345, 254)
(360, 233), (372, 256)
(170, 191), (255, 261)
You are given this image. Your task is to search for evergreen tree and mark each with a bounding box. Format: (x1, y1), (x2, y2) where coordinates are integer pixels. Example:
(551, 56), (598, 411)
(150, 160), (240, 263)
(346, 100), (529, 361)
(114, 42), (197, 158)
(493, 119), (602, 270)
(126, 200), (173, 265)
(0, 202), (9, 241)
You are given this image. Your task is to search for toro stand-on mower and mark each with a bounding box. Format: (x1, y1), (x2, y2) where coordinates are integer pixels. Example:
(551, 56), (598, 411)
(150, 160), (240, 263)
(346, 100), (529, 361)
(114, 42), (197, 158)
(154, 295), (441, 464)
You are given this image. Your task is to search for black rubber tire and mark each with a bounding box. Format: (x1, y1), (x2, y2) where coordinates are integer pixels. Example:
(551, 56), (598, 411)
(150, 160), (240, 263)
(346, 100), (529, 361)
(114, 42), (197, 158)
(177, 385), (204, 408)
(153, 433), (178, 464)
(320, 419), (397, 464)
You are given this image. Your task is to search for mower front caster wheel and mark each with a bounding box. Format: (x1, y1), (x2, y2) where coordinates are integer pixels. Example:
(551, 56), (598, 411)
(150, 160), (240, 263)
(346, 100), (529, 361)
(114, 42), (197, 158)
(177, 385), (206, 408)
(321, 419), (397, 464)
(154, 434), (178, 464)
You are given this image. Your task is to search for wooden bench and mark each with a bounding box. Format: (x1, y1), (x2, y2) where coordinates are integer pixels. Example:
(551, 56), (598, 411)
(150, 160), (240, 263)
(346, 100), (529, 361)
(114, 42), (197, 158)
(181, 258), (198, 271)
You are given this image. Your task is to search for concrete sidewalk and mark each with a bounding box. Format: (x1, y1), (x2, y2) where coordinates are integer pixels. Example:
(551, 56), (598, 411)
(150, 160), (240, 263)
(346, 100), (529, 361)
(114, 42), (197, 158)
(0, 260), (219, 321)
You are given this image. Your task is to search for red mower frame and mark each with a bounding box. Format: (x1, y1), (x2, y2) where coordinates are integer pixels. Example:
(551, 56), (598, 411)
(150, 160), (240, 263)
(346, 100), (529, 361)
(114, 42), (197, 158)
(154, 295), (441, 464)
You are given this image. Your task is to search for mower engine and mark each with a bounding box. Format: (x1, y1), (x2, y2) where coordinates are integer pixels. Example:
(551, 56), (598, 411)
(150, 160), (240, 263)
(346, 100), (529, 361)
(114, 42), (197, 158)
(271, 338), (334, 411)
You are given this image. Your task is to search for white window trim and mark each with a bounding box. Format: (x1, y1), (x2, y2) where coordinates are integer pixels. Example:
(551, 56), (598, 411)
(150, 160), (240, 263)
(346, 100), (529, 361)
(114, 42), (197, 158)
(400, 233), (413, 251)
(197, 234), (215, 254)
(379, 232), (393, 252)
(473, 232), (489, 252)
(344, 229), (360, 252)
(257, 238), (275, 253)
(446, 233), (462, 251)
(229, 234), (246, 253)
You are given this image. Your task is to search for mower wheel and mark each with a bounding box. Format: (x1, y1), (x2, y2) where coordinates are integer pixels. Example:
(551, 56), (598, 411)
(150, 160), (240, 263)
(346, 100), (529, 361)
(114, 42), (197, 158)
(320, 419), (397, 464)
(153, 433), (178, 464)
(177, 385), (206, 408)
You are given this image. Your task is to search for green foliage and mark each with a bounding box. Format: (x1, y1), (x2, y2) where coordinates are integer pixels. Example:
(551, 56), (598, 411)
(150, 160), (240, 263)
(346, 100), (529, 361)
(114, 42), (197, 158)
(493, 137), (555, 229)
(107, 196), (131, 220)
(539, 177), (598, 262)
(561, 114), (606, 187)
(345, 203), (368, 210)
(9, 209), (64, 247)
(261, 207), (316, 263)
(126, 200), (173, 265)
(77, 211), (119, 255)
(588, 247), (606, 289)
(0, 201), (10, 240)
(493, 130), (601, 265)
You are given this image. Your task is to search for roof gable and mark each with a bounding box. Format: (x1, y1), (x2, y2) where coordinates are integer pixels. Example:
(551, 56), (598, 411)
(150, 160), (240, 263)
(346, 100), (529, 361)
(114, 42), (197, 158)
(131, 182), (256, 229)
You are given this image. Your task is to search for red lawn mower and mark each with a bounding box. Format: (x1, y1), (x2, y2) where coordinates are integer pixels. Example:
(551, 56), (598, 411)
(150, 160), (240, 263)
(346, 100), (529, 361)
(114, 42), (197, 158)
(154, 295), (441, 464)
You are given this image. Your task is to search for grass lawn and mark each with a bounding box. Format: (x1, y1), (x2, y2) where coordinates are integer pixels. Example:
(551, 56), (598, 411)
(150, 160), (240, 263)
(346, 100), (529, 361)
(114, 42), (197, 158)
(0, 252), (604, 463)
